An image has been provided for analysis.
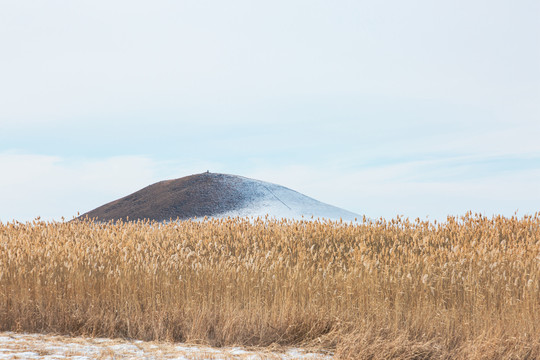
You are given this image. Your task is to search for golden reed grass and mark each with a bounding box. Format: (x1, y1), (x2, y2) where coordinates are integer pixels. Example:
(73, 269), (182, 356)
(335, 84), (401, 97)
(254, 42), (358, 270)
(0, 213), (539, 359)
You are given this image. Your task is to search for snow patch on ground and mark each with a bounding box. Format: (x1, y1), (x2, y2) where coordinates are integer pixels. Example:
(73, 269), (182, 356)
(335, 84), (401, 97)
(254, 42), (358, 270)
(216, 175), (358, 222)
(0, 332), (332, 359)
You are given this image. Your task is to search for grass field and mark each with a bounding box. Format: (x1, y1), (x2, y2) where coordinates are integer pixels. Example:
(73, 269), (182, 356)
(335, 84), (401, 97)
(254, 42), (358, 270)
(0, 214), (539, 359)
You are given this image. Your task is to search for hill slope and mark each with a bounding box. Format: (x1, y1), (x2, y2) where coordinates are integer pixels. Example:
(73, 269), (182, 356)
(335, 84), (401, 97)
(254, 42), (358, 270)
(80, 172), (358, 222)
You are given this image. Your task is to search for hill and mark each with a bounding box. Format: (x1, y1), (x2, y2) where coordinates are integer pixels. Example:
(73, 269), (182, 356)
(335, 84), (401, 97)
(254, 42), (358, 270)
(80, 172), (358, 222)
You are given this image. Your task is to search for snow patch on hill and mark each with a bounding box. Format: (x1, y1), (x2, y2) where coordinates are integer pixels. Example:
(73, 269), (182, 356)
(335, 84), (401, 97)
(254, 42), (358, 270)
(215, 175), (358, 222)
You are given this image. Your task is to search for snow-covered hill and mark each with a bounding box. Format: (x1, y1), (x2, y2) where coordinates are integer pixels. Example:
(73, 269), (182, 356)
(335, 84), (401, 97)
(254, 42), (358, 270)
(80, 172), (358, 222)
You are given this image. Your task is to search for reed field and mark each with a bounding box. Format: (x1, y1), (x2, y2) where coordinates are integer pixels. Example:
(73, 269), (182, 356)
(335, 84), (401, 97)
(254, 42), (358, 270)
(0, 213), (539, 359)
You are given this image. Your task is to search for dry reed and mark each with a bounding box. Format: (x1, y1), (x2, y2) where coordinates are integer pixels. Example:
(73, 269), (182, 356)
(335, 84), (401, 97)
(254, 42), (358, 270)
(0, 213), (539, 359)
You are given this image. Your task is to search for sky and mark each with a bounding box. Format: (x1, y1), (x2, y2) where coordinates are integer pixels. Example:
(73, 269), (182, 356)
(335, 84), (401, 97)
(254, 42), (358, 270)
(1, 0), (539, 222)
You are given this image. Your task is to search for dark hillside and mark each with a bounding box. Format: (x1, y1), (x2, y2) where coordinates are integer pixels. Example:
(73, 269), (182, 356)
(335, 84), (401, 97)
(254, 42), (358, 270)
(79, 172), (252, 222)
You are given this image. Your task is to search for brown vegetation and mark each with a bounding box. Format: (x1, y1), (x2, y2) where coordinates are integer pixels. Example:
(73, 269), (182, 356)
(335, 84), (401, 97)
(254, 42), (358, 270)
(0, 214), (539, 359)
(79, 173), (266, 222)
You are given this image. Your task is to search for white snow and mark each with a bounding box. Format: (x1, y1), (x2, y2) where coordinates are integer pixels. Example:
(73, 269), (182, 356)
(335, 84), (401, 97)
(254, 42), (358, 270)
(0, 332), (333, 359)
(216, 174), (358, 222)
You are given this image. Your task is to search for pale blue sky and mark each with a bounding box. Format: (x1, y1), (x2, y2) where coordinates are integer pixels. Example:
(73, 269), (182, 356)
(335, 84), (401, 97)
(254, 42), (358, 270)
(1, 0), (539, 221)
